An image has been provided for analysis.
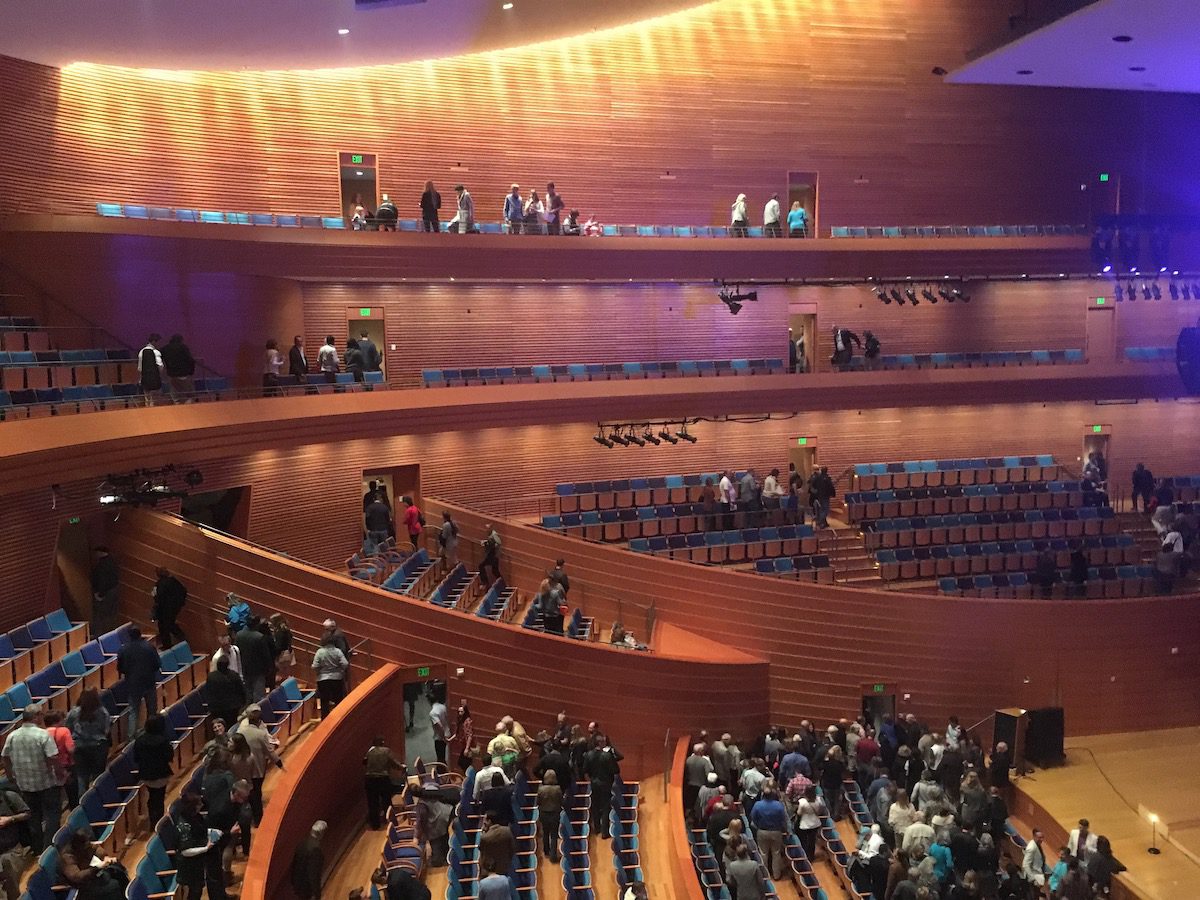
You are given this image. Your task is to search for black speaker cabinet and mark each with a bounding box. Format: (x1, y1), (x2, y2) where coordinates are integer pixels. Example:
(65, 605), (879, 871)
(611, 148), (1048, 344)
(1025, 706), (1066, 766)
(994, 707), (1027, 771)
(1179, 328), (1200, 395)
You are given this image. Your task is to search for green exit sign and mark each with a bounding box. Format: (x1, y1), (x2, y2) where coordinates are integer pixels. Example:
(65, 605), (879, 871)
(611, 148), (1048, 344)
(1099, 173), (1110, 182)
(351, 154), (363, 164)
(68, 516), (81, 524)
(1092, 425), (1103, 433)
(872, 683), (886, 694)
(359, 308), (371, 317)
(1096, 297), (1106, 305)
(797, 437), (808, 446)
(416, 666), (431, 678)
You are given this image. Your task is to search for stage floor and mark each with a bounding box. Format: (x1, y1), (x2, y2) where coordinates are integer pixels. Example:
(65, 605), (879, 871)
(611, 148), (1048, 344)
(1016, 726), (1200, 898)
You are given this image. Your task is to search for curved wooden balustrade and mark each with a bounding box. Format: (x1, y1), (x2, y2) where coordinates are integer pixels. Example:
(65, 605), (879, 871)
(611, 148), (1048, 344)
(106, 509), (771, 752)
(668, 735), (709, 900)
(242, 664), (407, 900)
(424, 499), (1200, 737)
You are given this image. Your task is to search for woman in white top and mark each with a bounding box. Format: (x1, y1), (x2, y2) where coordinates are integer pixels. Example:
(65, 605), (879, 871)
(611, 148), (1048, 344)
(731, 193), (749, 237)
(887, 787), (919, 841)
(794, 784), (825, 861)
(263, 339), (285, 395)
(523, 191), (545, 235)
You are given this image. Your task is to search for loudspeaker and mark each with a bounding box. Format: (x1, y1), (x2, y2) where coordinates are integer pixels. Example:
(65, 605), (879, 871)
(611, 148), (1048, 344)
(1179, 328), (1200, 395)
(1025, 706), (1066, 766)
(993, 707), (1027, 772)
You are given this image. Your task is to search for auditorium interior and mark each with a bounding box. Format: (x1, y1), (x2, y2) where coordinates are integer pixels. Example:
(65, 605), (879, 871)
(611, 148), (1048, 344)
(2, 1), (1200, 899)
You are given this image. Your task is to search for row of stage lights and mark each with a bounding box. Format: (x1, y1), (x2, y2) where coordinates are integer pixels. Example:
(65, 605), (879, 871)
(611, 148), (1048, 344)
(594, 422), (698, 448)
(873, 279), (971, 306)
(1111, 274), (1200, 301)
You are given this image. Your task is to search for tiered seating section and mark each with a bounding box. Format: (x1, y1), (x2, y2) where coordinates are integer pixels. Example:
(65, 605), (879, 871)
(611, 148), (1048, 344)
(830, 223), (1085, 238)
(447, 766), (539, 900)
(423, 358), (785, 386)
(851, 455), (1059, 492)
(686, 808), (780, 900)
(476, 580), (520, 623)
(0, 316), (228, 418)
(939, 565), (1159, 598)
(836, 348), (1083, 371)
(878, 534), (1137, 580)
(865, 507), (1120, 550)
(608, 777), (643, 895)
(560, 778), (594, 899)
(522, 605), (595, 642)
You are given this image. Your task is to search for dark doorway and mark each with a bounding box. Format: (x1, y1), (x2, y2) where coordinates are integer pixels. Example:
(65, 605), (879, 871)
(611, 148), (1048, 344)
(403, 677), (448, 768)
(180, 486), (251, 537)
(862, 683), (896, 733)
(339, 151), (378, 223)
(787, 171), (818, 238)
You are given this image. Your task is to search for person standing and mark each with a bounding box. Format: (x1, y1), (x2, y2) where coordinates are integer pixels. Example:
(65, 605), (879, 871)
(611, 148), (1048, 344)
(749, 788), (787, 881)
(1021, 828), (1051, 891)
(726, 844), (765, 899)
(269, 613), (295, 678)
(375, 194), (398, 232)
(0, 705), (59, 853)
(545, 183), (564, 235)
(504, 184), (524, 235)
(317, 335), (340, 382)
(133, 714), (174, 826)
(263, 339), (285, 395)
(1131, 462), (1154, 513)
(204, 658), (247, 737)
(480, 523), (502, 586)
(449, 184), (474, 234)
(288, 336), (309, 382)
(344, 339), (365, 383)
(172, 790), (214, 900)
(117, 627), (161, 736)
(429, 693), (449, 764)
(151, 567), (188, 649)
(437, 511), (459, 568)
(138, 333), (165, 406)
(0, 785), (29, 900)
(312, 636), (349, 718)
(420, 181), (442, 233)
(448, 702), (475, 772)
(763, 193), (782, 238)
(90, 546), (119, 635)
(364, 737), (404, 830)
(788, 201), (808, 238)
(523, 190), (545, 235)
(235, 617), (273, 702)
(730, 194), (749, 238)
(584, 735), (623, 837)
(401, 496), (424, 548)
(161, 334), (197, 402)
(536, 769), (563, 861)
(683, 743), (714, 820)
(41, 710), (75, 808)
(357, 330), (381, 373)
(478, 813), (516, 876)
(364, 494), (393, 549)
(240, 707), (282, 826)
(205, 780), (252, 900)
(719, 471), (737, 530)
(65, 689), (110, 800)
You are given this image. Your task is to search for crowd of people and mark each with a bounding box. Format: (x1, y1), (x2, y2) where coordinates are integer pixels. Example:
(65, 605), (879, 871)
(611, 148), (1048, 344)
(1129, 460), (1199, 593)
(702, 464), (838, 531)
(730, 193), (809, 238)
(684, 716), (1124, 899)
(138, 332), (199, 405)
(350, 182), (588, 236)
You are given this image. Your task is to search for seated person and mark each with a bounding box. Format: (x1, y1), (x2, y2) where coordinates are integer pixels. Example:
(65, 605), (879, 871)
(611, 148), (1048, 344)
(562, 209), (582, 236)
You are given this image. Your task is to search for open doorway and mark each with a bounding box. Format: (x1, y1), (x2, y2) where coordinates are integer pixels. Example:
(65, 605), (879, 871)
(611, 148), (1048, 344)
(403, 674), (448, 768)
(1086, 299), (1116, 364)
(180, 486), (252, 537)
(787, 171), (818, 238)
(363, 464), (420, 547)
(788, 436), (819, 486)
(338, 151), (378, 224)
(347, 308), (386, 377)
(788, 311), (816, 374)
(1081, 425), (1110, 489)
(861, 682), (897, 733)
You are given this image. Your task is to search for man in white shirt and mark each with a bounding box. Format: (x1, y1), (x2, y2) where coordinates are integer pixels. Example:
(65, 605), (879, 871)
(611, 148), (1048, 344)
(317, 335), (339, 383)
(210, 634), (243, 676)
(449, 184), (475, 234)
(137, 334), (165, 406)
(1022, 828), (1051, 887)
(430, 698), (449, 764)
(762, 468), (786, 515)
(718, 471), (736, 530)
(764, 193), (782, 238)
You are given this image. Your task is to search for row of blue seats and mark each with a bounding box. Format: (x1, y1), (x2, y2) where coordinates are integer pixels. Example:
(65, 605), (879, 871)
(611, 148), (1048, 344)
(868, 506), (1117, 532)
(854, 455), (1055, 477)
(0, 608), (87, 687)
(560, 779), (595, 900)
(475, 579), (517, 621)
(831, 223), (1084, 238)
(522, 604), (593, 640)
(877, 534), (1136, 568)
(547, 508), (811, 531)
(423, 358), (786, 386)
(938, 566), (1156, 597)
(630, 525), (816, 550)
(752, 555), (834, 579)
(381, 549), (434, 594)
(557, 471), (747, 499)
(864, 508), (1119, 547)
(429, 564), (473, 609)
(1125, 346), (1175, 361)
(847, 481), (1097, 506)
(630, 527), (818, 561)
(838, 349), (1084, 369)
(0, 348), (135, 366)
(98, 203), (346, 229)
(608, 778), (643, 893)
(0, 379), (231, 409)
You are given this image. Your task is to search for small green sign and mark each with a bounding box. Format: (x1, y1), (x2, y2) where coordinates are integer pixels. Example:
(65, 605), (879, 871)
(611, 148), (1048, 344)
(1096, 297), (1106, 305)
(797, 437), (808, 446)
(416, 666), (431, 678)
(359, 308), (371, 317)
(68, 516), (81, 524)
(873, 683), (886, 694)
(1099, 173), (1110, 183)
(351, 154), (364, 164)
(1093, 425), (1103, 433)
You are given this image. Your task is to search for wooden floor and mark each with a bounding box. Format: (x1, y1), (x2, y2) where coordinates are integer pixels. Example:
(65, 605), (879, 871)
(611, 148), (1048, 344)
(1017, 726), (1200, 899)
(325, 771), (850, 900)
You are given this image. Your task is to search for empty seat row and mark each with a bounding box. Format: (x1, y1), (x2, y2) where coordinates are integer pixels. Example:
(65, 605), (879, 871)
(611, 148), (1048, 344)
(846, 482), (1101, 522)
(97, 203), (346, 229)
(0, 347), (135, 365)
(545, 503), (806, 542)
(752, 554), (835, 583)
(830, 223), (1084, 238)
(476, 579), (518, 622)
(630, 527), (819, 565)
(423, 358), (785, 387)
(1125, 346), (1175, 362)
(0, 609), (88, 691)
(863, 506), (1118, 549)
(837, 349), (1084, 370)
(608, 778), (643, 893)
(876, 534), (1138, 581)
(853, 454), (1056, 484)
(939, 565), (1156, 599)
(555, 470), (747, 512)
(0, 379), (231, 420)
(428, 564), (479, 610)
(381, 549), (435, 595)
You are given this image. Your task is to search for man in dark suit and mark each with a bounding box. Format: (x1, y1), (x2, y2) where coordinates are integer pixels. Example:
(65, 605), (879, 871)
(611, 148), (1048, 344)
(288, 336), (309, 380)
(357, 330), (381, 372)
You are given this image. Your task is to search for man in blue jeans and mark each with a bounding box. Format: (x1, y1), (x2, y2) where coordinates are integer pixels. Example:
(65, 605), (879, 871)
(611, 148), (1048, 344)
(116, 626), (161, 736)
(1, 705), (59, 853)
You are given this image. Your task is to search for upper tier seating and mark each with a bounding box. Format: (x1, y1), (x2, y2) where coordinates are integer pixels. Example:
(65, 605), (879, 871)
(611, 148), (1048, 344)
(545, 504), (804, 543)
(939, 565), (1155, 599)
(862, 506), (1119, 549)
(422, 358), (785, 387)
(556, 471), (752, 513)
(0, 608), (88, 691)
(1124, 346), (1175, 362)
(629, 526), (820, 566)
(836, 348), (1084, 370)
(876, 534), (1138, 581)
(830, 223), (1086, 238)
(607, 777), (643, 894)
(851, 455), (1058, 490)
(845, 483), (1106, 524)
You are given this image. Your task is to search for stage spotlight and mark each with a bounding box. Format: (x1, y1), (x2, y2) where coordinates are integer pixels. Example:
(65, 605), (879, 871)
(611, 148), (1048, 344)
(1141, 282), (1152, 300)
(658, 429), (679, 445)
(676, 426), (698, 443)
(593, 428), (614, 449)
(1169, 282), (1179, 301)
(876, 287), (890, 303)
(642, 428), (661, 446)
(1114, 283), (1124, 302)
(1126, 281), (1137, 301)
(922, 287), (937, 303)
(610, 432), (630, 446)
(889, 288), (903, 303)
(939, 286), (952, 302)
(626, 432), (646, 447)
(905, 287), (918, 305)
(1151, 282), (1161, 300)
(1182, 283), (1192, 300)
(950, 286), (970, 302)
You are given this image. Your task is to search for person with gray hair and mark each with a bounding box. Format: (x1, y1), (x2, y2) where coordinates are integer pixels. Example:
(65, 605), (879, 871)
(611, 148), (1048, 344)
(290, 820), (328, 900)
(0, 704), (60, 852)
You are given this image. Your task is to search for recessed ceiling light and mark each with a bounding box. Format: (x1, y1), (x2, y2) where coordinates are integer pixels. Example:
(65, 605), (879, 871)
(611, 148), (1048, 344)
(1112, 35), (1132, 43)
(1129, 66), (1146, 72)
(502, 2), (514, 8)
(1017, 69), (1034, 75)
(338, 28), (350, 36)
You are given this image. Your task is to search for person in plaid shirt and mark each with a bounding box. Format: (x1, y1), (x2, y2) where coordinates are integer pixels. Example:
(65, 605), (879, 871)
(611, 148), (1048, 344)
(1, 705), (59, 852)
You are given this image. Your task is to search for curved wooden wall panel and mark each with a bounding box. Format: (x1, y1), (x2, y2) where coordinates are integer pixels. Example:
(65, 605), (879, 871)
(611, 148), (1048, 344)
(2, 0), (1198, 225)
(241, 664), (407, 900)
(106, 510), (772, 755)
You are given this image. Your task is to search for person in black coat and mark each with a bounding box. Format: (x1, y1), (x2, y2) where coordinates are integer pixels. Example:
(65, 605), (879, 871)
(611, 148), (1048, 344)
(204, 658), (247, 734)
(478, 772), (514, 826)
(420, 181), (442, 233)
(151, 568), (188, 649)
(288, 336), (309, 381)
(344, 340), (366, 382)
(989, 743), (1012, 790)
(117, 627), (162, 735)
(133, 715), (174, 826)
(356, 330), (381, 372)
(290, 821), (327, 900)
(534, 742), (572, 793)
(583, 736), (623, 837)
(234, 619), (273, 702)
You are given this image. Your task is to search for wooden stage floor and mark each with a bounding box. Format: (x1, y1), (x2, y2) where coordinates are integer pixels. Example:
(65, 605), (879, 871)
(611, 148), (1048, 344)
(1015, 726), (1200, 899)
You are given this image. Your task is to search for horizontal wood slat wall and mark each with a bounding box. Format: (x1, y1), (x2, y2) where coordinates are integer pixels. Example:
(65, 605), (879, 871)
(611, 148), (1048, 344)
(107, 510), (771, 751)
(2, 1), (1198, 225)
